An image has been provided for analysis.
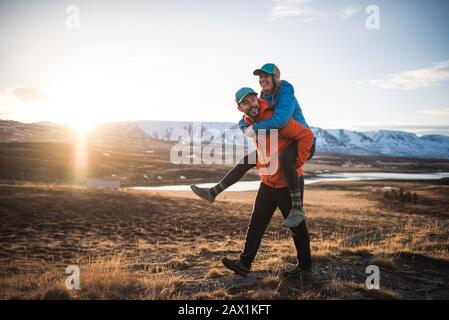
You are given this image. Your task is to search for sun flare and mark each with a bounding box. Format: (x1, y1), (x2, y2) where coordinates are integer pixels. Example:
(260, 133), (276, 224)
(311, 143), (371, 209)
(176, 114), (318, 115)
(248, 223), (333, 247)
(68, 118), (96, 134)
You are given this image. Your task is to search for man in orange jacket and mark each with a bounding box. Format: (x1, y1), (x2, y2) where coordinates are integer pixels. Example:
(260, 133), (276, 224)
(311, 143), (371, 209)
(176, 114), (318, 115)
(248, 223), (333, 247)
(219, 87), (314, 279)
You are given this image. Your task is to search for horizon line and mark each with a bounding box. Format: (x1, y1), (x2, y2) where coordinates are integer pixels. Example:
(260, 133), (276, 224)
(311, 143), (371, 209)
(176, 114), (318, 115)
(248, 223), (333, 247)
(1, 118), (449, 137)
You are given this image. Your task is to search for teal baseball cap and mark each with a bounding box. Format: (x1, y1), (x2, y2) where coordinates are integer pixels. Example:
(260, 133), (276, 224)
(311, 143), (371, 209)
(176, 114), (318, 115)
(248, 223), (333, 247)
(235, 87), (258, 104)
(253, 63), (281, 77)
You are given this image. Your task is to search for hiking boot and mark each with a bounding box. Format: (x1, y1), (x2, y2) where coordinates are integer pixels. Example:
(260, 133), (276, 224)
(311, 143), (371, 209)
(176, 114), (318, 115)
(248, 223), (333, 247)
(222, 258), (250, 277)
(283, 207), (305, 228)
(282, 266), (313, 282)
(190, 185), (215, 204)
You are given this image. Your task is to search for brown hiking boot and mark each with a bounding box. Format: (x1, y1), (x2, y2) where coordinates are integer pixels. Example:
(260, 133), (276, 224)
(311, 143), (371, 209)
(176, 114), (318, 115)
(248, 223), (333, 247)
(222, 258), (250, 277)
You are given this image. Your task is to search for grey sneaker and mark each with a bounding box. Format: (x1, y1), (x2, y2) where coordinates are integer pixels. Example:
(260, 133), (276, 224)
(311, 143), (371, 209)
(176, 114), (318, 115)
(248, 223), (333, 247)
(190, 185), (215, 204)
(222, 258), (250, 277)
(284, 208), (305, 228)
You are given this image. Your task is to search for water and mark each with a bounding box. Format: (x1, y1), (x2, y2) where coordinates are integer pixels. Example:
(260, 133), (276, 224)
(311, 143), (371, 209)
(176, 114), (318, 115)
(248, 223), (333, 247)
(130, 172), (449, 192)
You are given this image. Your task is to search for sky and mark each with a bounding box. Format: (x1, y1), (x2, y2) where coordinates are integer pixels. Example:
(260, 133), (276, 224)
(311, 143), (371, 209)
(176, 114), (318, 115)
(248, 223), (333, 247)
(1, 0), (449, 135)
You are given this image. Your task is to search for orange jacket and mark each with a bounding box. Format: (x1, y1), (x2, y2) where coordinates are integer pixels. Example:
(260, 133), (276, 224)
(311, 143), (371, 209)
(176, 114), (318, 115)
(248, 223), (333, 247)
(244, 98), (314, 188)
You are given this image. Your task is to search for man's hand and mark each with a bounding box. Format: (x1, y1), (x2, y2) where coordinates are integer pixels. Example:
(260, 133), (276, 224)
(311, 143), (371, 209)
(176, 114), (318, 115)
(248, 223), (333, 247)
(244, 125), (256, 138)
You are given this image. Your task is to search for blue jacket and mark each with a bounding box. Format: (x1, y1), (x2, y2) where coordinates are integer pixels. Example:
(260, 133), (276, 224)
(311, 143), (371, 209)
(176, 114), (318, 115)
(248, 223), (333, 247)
(239, 80), (311, 133)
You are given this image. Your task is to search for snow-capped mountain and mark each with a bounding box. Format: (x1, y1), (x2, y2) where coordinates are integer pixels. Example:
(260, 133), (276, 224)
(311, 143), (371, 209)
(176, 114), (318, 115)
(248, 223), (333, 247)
(95, 121), (449, 159)
(319, 129), (449, 159)
(314, 128), (375, 155)
(1, 119), (449, 159)
(96, 120), (251, 147)
(420, 134), (449, 144)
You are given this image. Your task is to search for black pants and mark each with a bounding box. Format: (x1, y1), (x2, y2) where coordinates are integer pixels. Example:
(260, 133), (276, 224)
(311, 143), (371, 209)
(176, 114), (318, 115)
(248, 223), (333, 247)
(239, 177), (312, 270)
(280, 141), (300, 192)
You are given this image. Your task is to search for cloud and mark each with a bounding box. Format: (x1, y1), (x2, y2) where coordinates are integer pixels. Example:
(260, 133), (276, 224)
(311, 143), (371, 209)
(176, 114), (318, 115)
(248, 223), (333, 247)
(338, 5), (362, 19)
(3, 87), (48, 103)
(268, 0), (326, 22)
(370, 60), (449, 90)
(0, 93), (23, 119)
(0, 87), (49, 121)
(418, 108), (449, 115)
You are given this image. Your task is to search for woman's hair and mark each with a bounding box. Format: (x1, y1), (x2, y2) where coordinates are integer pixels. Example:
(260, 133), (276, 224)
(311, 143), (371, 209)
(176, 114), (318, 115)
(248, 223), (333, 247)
(261, 74), (282, 108)
(272, 74), (281, 91)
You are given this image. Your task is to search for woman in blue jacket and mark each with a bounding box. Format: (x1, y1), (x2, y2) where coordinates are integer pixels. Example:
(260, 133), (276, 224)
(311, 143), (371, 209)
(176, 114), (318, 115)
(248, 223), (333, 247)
(191, 63), (315, 228)
(239, 63), (311, 136)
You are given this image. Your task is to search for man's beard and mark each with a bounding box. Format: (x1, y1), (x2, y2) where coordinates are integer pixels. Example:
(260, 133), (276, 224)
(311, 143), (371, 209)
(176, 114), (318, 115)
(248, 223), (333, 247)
(246, 106), (259, 119)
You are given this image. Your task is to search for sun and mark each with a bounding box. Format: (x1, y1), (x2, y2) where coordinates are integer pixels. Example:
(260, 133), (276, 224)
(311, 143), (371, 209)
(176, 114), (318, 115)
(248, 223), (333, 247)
(47, 67), (138, 133)
(69, 119), (96, 134)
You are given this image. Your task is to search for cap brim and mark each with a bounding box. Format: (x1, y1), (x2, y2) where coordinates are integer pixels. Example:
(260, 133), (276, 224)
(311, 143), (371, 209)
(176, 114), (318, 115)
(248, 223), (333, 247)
(253, 68), (272, 76)
(237, 92), (258, 104)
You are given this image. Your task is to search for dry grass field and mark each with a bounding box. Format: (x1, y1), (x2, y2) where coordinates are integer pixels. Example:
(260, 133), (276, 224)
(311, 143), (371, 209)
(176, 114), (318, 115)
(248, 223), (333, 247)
(1, 179), (448, 300)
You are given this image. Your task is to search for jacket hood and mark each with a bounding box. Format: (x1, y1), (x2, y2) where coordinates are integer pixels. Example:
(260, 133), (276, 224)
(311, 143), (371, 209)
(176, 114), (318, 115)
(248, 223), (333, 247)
(279, 80), (294, 95)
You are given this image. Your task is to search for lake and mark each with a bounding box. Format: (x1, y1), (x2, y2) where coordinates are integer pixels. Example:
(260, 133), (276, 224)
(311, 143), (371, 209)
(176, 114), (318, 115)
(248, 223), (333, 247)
(130, 172), (449, 192)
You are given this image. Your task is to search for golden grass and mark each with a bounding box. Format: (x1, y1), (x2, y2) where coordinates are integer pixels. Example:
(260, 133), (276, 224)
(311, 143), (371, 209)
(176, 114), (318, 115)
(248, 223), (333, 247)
(1, 179), (448, 300)
(0, 253), (187, 300)
(205, 268), (225, 279)
(192, 288), (230, 300)
(2, 220), (447, 300)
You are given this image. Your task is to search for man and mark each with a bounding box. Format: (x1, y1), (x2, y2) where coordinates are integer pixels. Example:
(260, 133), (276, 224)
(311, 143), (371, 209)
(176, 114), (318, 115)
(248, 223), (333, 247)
(220, 87), (314, 279)
(191, 64), (315, 227)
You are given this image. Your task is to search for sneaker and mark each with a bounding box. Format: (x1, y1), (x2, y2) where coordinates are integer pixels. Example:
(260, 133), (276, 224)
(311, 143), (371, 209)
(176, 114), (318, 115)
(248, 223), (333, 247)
(283, 208), (305, 228)
(222, 258), (250, 277)
(190, 185), (215, 204)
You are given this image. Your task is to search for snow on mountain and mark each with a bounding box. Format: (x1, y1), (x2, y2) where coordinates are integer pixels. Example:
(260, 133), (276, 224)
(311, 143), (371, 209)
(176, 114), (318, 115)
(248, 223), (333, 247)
(322, 129), (377, 155)
(326, 129), (374, 146)
(132, 121), (239, 142)
(420, 134), (449, 144)
(1, 119), (449, 159)
(317, 129), (449, 159)
(368, 130), (449, 159)
(128, 121), (449, 159)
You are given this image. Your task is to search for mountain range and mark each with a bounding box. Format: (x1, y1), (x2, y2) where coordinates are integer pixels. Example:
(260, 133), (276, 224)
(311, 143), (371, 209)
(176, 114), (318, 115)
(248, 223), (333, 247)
(1, 119), (449, 159)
